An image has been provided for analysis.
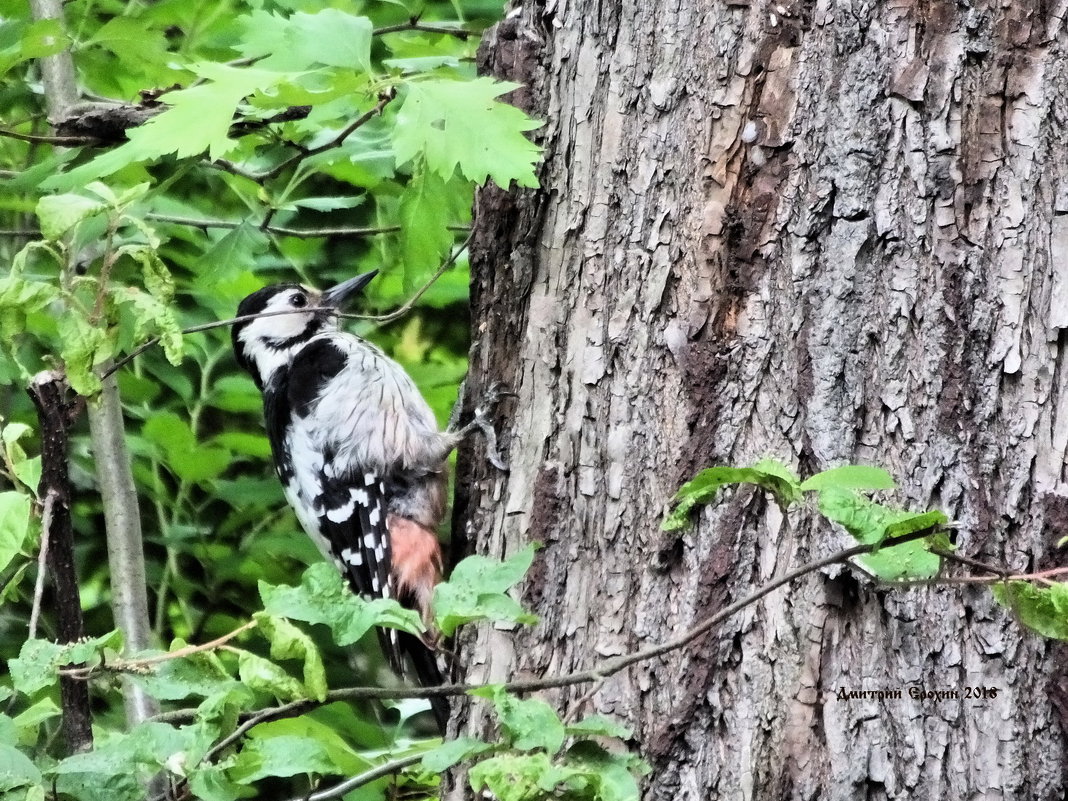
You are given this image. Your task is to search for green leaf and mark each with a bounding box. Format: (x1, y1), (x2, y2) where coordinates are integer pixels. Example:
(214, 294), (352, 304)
(12, 698), (60, 745)
(469, 752), (581, 801)
(397, 163), (456, 287)
(131, 651), (236, 701)
(111, 279), (183, 366)
(229, 734), (337, 784)
(9, 631), (124, 696)
(142, 412), (228, 482)
(993, 581), (1068, 640)
(253, 613), (327, 701)
(799, 465), (896, 493)
(817, 488), (945, 580)
(0, 491), (32, 574)
(565, 715), (632, 740)
(87, 17), (168, 64)
(662, 460), (802, 531)
(237, 9), (373, 73)
(36, 193), (107, 240)
(259, 563), (423, 646)
(237, 718), (367, 779)
(392, 78), (542, 188)
(58, 314), (110, 396)
(12, 458), (41, 498)
(433, 545), (538, 637)
(0, 743), (42, 793)
(565, 741), (647, 801)
(470, 685), (565, 754)
(421, 737), (494, 772)
(236, 650), (307, 702)
(212, 432), (272, 459)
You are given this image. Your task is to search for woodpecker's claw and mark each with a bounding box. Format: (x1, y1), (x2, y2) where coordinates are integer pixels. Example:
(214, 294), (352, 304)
(466, 381), (512, 471)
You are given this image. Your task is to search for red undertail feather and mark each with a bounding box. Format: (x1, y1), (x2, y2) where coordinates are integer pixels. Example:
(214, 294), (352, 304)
(388, 514), (443, 634)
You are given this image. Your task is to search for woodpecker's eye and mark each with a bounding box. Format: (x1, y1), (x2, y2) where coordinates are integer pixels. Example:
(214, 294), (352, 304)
(290, 293), (308, 308)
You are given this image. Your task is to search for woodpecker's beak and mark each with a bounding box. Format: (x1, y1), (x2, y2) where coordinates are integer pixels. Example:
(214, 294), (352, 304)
(321, 270), (379, 308)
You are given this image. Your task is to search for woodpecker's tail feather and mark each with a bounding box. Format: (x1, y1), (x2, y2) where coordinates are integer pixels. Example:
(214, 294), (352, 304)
(399, 631), (449, 732)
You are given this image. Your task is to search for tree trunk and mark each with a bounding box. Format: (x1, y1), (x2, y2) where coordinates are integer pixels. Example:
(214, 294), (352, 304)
(453, 1), (1068, 799)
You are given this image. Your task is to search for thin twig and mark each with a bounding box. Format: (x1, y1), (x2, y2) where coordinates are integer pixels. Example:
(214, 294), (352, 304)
(357, 228), (473, 324)
(28, 490), (56, 640)
(142, 214), (421, 238)
(373, 21), (472, 38)
(930, 547), (1011, 578)
(98, 231), (472, 380)
(296, 754), (426, 801)
(0, 127), (97, 146)
(60, 620), (257, 679)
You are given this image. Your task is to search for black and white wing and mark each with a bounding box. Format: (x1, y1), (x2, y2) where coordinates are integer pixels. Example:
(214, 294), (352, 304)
(267, 337), (403, 671)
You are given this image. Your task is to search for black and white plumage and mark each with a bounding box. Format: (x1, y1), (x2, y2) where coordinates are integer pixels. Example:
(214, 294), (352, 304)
(231, 273), (455, 728)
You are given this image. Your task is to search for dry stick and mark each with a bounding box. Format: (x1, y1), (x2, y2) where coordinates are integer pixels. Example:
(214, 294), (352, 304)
(0, 127), (98, 145)
(27, 372), (93, 754)
(27, 490), (55, 640)
(146, 215), (400, 238)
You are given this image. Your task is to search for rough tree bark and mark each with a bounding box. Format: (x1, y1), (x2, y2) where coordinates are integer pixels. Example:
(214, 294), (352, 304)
(452, 2), (1068, 799)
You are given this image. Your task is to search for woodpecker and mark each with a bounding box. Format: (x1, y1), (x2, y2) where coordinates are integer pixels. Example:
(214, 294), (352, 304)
(231, 271), (495, 730)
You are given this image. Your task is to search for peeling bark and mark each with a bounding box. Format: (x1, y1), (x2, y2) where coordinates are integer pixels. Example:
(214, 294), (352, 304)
(453, 1), (1068, 799)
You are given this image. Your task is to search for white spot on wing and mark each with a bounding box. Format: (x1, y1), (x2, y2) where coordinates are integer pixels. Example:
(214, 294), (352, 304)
(326, 501), (354, 523)
(363, 533), (377, 548)
(341, 548), (363, 566)
(368, 507), (380, 526)
(352, 488), (369, 506)
(363, 471), (376, 484)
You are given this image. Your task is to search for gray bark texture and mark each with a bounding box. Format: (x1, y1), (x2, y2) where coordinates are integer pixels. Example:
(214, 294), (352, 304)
(451, 1), (1068, 799)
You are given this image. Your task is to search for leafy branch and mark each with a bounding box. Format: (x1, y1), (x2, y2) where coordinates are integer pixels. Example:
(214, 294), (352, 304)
(211, 90), (396, 184)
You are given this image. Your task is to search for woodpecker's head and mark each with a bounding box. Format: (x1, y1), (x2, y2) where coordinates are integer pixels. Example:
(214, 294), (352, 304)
(232, 271), (377, 388)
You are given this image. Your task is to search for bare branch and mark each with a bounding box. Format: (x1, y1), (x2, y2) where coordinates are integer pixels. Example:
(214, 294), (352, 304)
(60, 620), (258, 679)
(373, 21), (473, 38)
(292, 754), (426, 801)
(0, 126), (98, 146)
(28, 490), (55, 640)
(143, 213), (412, 239)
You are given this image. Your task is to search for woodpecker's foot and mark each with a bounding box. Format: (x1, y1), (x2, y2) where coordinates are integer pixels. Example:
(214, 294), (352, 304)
(469, 382), (512, 471)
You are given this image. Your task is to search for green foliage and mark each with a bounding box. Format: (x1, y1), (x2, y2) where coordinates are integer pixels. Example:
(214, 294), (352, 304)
(433, 544), (540, 636)
(993, 581), (1068, 641)
(664, 459), (946, 581)
(662, 459), (802, 531)
(0, 549), (647, 801)
(393, 78), (543, 187)
(459, 686), (644, 801)
(259, 562), (424, 645)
